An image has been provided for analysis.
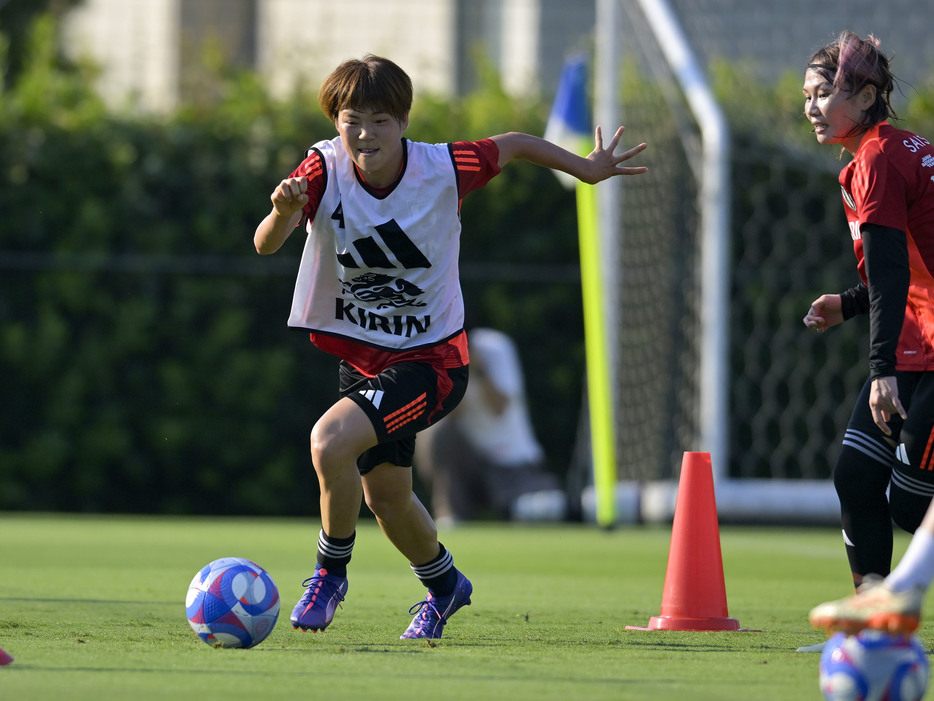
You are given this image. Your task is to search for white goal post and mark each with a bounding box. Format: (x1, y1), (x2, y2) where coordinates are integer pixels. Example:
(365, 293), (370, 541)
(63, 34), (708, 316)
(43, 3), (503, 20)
(584, 0), (839, 524)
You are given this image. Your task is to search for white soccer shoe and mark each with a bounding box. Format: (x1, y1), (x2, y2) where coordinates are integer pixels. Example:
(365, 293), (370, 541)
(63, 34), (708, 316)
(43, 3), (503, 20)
(808, 574), (923, 636)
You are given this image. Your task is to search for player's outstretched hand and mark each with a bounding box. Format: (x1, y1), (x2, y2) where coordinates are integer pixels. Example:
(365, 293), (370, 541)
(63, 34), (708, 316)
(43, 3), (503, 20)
(271, 176), (309, 217)
(582, 126), (648, 184)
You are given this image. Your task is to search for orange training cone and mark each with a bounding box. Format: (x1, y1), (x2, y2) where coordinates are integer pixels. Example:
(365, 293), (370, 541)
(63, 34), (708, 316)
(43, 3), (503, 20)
(627, 452), (740, 631)
(0, 647), (13, 665)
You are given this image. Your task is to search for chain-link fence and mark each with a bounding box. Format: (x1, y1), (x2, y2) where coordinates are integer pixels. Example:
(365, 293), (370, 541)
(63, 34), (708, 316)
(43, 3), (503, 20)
(607, 0), (877, 485)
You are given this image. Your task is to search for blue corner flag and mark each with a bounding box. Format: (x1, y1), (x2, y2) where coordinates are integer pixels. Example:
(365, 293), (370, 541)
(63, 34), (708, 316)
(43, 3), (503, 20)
(544, 53), (592, 189)
(545, 53), (618, 528)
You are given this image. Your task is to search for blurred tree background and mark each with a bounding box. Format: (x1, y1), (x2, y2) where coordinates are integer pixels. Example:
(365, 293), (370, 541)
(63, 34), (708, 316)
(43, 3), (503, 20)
(0, 0), (82, 87)
(0, 14), (581, 515)
(6, 12), (934, 515)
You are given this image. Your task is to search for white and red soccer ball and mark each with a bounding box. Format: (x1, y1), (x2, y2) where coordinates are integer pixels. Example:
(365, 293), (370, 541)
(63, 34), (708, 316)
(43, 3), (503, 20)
(186, 557), (279, 649)
(819, 629), (929, 701)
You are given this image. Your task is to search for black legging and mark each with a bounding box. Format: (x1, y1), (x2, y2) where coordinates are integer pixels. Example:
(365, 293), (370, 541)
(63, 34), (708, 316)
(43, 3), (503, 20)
(833, 372), (934, 585)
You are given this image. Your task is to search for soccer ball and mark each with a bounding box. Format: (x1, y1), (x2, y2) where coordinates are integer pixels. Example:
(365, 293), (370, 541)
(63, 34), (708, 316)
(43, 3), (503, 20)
(819, 630), (929, 701)
(186, 557), (280, 649)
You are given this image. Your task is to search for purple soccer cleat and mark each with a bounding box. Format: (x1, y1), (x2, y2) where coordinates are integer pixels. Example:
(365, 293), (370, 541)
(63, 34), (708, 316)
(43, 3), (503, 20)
(401, 570), (472, 639)
(290, 567), (348, 632)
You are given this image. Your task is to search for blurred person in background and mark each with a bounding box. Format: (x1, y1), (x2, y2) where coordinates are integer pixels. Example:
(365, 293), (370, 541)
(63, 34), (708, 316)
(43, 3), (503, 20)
(415, 327), (568, 525)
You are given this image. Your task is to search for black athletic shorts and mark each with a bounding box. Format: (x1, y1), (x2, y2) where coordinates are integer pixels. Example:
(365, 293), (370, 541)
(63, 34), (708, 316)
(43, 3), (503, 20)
(847, 371), (934, 516)
(339, 360), (469, 474)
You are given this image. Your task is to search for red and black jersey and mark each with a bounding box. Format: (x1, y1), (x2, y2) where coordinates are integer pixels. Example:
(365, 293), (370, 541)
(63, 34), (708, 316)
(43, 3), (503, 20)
(839, 121), (934, 374)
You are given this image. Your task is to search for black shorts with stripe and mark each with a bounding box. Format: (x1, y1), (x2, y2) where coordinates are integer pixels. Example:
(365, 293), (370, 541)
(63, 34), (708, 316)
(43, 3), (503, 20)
(339, 360), (469, 474)
(845, 371), (934, 528)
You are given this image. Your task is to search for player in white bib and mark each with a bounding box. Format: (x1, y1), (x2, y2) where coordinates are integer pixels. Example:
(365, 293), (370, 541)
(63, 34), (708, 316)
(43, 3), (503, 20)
(253, 54), (647, 640)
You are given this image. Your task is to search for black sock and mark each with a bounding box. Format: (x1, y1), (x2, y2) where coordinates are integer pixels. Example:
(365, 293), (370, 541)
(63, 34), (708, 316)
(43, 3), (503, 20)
(316, 529), (355, 578)
(411, 543), (457, 596)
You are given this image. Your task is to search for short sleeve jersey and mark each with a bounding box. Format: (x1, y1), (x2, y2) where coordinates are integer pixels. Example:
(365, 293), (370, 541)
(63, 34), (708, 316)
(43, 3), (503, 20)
(285, 137), (502, 376)
(839, 121), (934, 371)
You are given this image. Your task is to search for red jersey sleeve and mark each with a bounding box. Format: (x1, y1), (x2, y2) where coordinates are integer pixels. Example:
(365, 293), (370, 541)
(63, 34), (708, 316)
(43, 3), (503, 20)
(288, 149), (327, 221)
(451, 139), (502, 197)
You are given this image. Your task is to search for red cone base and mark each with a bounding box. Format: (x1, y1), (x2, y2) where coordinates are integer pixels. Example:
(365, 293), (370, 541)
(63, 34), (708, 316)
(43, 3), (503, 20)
(644, 612), (739, 631)
(0, 647), (13, 666)
(627, 452), (741, 631)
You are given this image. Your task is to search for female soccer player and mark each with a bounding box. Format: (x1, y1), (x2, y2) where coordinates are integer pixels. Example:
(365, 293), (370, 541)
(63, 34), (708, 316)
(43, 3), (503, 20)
(801, 31), (934, 617)
(253, 55), (647, 640)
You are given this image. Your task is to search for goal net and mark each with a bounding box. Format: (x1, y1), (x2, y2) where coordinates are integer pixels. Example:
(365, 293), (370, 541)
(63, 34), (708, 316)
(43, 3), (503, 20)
(583, 0), (863, 522)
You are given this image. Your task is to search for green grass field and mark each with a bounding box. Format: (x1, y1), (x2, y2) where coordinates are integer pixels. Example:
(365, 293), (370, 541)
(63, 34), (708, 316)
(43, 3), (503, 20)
(0, 514), (928, 700)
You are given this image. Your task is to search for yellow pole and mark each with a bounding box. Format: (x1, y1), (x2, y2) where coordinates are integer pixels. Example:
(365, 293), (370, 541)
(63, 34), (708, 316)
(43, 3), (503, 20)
(576, 182), (616, 527)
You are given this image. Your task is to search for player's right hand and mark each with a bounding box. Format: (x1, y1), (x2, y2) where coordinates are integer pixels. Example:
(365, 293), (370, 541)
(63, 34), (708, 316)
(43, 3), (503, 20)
(271, 176), (309, 216)
(803, 294), (844, 334)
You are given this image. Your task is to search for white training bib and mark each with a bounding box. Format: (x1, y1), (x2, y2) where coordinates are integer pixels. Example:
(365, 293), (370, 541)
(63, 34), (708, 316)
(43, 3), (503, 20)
(288, 138), (465, 350)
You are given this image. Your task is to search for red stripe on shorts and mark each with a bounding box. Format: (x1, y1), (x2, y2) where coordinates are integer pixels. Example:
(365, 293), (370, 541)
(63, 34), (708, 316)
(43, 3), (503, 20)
(921, 430), (934, 471)
(385, 393), (427, 433)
